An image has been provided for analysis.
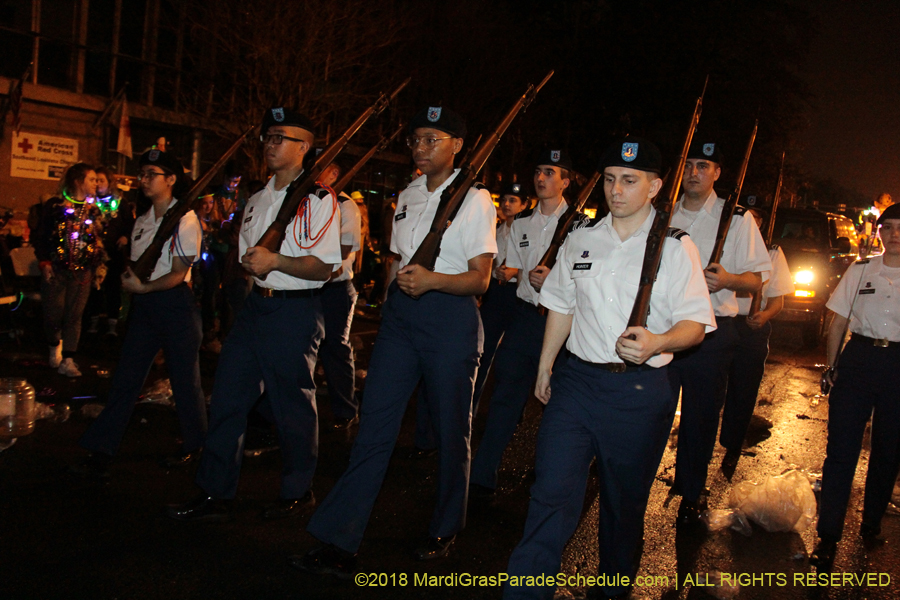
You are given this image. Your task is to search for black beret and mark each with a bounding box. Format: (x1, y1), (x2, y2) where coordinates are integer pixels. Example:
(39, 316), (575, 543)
(877, 203), (900, 226)
(408, 106), (467, 139)
(533, 147), (574, 171)
(261, 106), (315, 136)
(687, 139), (723, 164)
(499, 181), (527, 199)
(138, 149), (184, 176)
(598, 136), (662, 174)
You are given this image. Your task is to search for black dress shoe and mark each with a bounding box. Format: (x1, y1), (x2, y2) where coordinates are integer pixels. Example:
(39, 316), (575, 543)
(165, 492), (234, 523)
(290, 544), (357, 579)
(676, 498), (706, 526)
(160, 449), (201, 469)
(860, 521), (881, 539)
(405, 446), (438, 460)
(69, 452), (113, 479)
(809, 539), (837, 570)
(720, 449), (741, 479)
(261, 490), (315, 520)
(332, 415), (359, 431)
(414, 535), (455, 561)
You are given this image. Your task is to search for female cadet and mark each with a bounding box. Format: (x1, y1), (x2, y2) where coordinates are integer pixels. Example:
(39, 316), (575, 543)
(35, 162), (102, 377)
(472, 181), (528, 414)
(810, 203), (900, 569)
(299, 106), (497, 574)
(73, 149), (206, 477)
(719, 206), (794, 469)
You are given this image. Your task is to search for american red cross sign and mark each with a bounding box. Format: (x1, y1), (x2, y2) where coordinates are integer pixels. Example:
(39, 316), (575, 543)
(17, 137), (33, 153)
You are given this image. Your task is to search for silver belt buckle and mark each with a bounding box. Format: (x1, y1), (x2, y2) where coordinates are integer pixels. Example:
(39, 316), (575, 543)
(609, 363), (627, 374)
(875, 338), (890, 348)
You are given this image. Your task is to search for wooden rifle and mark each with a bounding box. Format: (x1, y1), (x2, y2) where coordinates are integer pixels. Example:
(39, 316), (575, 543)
(408, 70), (554, 273)
(748, 150), (785, 315)
(332, 122), (405, 196)
(536, 170), (602, 271)
(254, 78), (410, 277)
(625, 76), (708, 334)
(130, 125), (254, 282)
(707, 119), (758, 266)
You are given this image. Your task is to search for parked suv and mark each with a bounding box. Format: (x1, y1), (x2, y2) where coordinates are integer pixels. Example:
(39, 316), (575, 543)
(770, 208), (860, 346)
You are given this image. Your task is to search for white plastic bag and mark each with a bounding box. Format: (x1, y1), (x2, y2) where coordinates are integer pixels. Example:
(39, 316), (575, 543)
(701, 508), (752, 536)
(728, 469), (817, 532)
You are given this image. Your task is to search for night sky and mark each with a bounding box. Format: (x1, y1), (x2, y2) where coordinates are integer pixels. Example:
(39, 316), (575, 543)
(797, 0), (900, 204)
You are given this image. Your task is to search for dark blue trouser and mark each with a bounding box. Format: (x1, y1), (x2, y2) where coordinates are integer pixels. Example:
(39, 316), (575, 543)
(471, 301), (545, 490)
(668, 316), (738, 502)
(473, 278), (519, 415)
(720, 317), (771, 452)
(504, 357), (675, 599)
(818, 338), (900, 541)
(79, 284), (206, 455)
(307, 283), (482, 553)
(195, 291), (324, 499)
(320, 280), (359, 420)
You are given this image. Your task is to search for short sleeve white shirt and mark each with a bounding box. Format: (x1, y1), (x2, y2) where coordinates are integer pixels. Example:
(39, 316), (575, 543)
(826, 254), (900, 341)
(737, 245), (794, 314)
(390, 171), (497, 275)
(670, 191), (773, 317)
(506, 200), (569, 305)
(239, 175), (342, 290)
(335, 193), (362, 282)
(494, 220), (517, 283)
(131, 199), (202, 283)
(539, 208), (716, 367)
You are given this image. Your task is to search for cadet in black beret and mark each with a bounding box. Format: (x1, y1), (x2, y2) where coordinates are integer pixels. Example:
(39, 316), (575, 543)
(139, 149), (184, 178)
(533, 146), (574, 172)
(260, 106), (316, 139)
(598, 136), (662, 174)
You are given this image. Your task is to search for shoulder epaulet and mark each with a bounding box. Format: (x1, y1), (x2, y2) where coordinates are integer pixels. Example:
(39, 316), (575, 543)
(857, 258), (871, 265)
(733, 205), (748, 216)
(515, 207), (535, 220)
(339, 193), (353, 203)
(567, 212), (592, 233)
(473, 182), (487, 191)
(313, 187), (331, 199)
(769, 243), (780, 252)
(666, 227), (689, 240)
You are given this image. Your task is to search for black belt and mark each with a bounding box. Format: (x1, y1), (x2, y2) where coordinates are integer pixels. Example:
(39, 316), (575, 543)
(515, 297), (544, 315)
(252, 284), (323, 299)
(572, 354), (655, 373)
(851, 333), (900, 348)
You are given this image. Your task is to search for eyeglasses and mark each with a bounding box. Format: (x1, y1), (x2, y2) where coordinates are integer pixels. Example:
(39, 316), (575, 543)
(260, 133), (304, 146)
(406, 135), (452, 149)
(137, 171), (166, 181)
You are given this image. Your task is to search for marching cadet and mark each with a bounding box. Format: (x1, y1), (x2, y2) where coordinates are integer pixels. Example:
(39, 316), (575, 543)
(719, 206), (794, 470)
(471, 181), (529, 414)
(74, 150), (206, 477)
(667, 140), (771, 523)
(504, 138), (714, 599)
(811, 203), (900, 569)
(297, 106), (497, 575)
(318, 159), (363, 430)
(470, 148), (580, 499)
(165, 107), (342, 522)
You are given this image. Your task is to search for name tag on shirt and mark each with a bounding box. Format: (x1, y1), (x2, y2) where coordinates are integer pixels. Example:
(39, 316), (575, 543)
(859, 289), (876, 295)
(573, 262), (593, 271)
(394, 212), (407, 222)
(519, 241), (529, 248)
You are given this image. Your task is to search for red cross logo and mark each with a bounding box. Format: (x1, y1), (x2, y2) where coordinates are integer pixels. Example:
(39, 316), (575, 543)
(17, 138), (33, 154)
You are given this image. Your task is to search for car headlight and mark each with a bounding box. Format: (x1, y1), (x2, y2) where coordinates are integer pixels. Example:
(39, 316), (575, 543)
(794, 270), (815, 285)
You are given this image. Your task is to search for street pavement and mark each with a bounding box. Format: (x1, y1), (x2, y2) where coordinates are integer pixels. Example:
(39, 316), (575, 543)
(1, 308), (897, 600)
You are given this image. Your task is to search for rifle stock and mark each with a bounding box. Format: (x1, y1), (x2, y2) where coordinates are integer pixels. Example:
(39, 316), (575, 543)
(748, 150), (785, 315)
(707, 119), (758, 266)
(537, 170), (602, 270)
(408, 71), (554, 272)
(131, 124), (254, 282)
(254, 78), (409, 276)
(626, 76), (708, 330)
